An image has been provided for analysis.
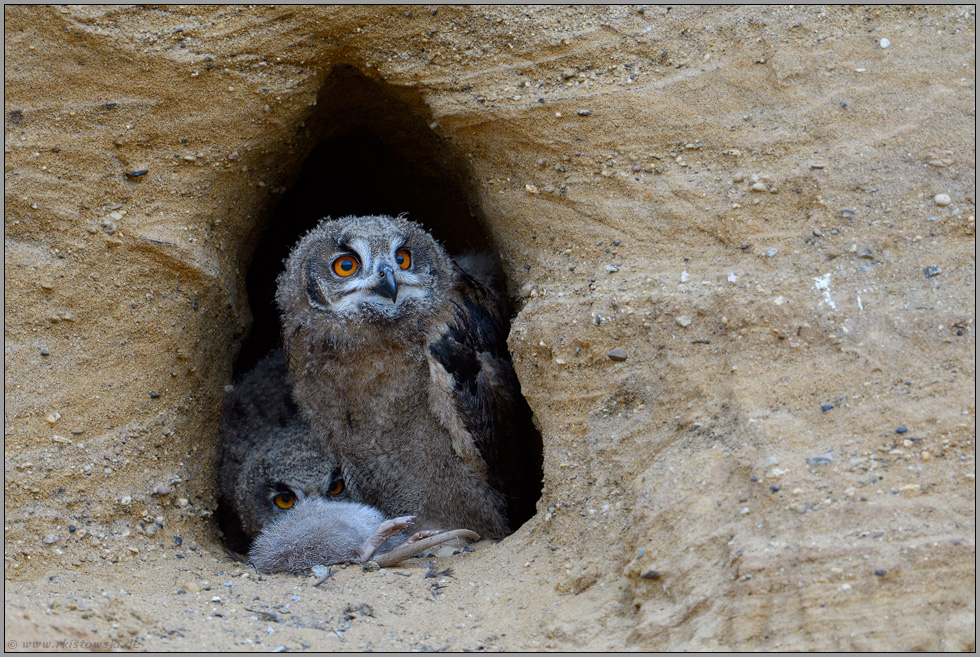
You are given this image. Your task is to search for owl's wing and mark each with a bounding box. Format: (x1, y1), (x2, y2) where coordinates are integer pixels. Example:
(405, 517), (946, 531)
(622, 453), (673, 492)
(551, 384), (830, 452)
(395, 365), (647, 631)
(427, 262), (542, 529)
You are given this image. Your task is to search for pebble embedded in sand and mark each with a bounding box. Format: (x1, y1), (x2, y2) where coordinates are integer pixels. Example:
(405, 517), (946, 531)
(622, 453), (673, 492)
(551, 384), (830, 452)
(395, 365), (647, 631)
(879, 38), (891, 48)
(934, 193), (951, 206)
(923, 265), (941, 277)
(607, 348), (628, 361)
(676, 316), (692, 327)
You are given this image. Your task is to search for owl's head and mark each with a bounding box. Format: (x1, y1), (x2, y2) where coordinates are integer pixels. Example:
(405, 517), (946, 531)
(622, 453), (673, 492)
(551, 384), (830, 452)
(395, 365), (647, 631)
(232, 436), (351, 539)
(278, 215), (454, 324)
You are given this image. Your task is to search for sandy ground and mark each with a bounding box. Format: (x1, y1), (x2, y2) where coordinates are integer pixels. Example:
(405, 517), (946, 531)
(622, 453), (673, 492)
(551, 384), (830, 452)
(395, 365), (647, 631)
(4, 5), (975, 651)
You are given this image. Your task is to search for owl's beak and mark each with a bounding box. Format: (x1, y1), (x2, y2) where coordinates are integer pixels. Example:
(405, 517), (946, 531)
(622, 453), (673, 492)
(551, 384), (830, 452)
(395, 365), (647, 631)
(372, 265), (398, 302)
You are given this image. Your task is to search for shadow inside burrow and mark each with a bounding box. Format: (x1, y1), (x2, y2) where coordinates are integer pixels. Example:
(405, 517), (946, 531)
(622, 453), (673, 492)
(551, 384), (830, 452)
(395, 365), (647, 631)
(216, 65), (543, 553)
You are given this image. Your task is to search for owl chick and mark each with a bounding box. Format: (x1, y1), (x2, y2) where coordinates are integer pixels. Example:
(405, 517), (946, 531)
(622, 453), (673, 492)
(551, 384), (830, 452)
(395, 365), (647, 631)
(218, 350), (478, 572)
(277, 215), (542, 540)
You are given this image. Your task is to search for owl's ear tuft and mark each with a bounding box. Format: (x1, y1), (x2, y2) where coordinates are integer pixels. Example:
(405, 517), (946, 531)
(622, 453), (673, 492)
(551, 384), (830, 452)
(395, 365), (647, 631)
(304, 257), (330, 310)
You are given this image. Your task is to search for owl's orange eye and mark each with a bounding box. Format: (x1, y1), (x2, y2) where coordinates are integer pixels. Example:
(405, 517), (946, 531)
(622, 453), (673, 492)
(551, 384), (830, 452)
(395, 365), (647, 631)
(273, 492), (295, 509)
(395, 249), (412, 270)
(332, 255), (359, 277)
(327, 479), (345, 496)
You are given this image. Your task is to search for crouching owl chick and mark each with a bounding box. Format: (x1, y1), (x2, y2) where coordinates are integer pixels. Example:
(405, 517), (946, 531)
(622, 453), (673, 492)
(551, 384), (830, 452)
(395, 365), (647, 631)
(218, 350), (478, 572)
(277, 215), (542, 539)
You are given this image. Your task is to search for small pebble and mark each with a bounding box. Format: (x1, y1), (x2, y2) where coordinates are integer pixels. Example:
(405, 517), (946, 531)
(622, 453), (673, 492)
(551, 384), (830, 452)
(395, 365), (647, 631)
(765, 248), (778, 257)
(934, 193), (951, 206)
(149, 391), (161, 398)
(821, 404), (834, 412)
(676, 316), (692, 327)
(840, 209), (855, 217)
(923, 265), (941, 278)
(40, 349), (50, 356)
(605, 265), (619, 272)
(153, 484), (172, 496)
(99, 218), (117, 234)
(174, 536), (183, 545)
(43, 534), (58, 544)
(577, 109), (592, 116)
(750, 182), (767, 192)
(607, 348), (628, 362)
(858, 248), (874, 259)
(640, 569), (660, 580)
(806, 457), (832, 466)
(769, 485), (781, 492)
(183, 581), (202, 593)
(125, 169), (148, 179)
(874, 569), (886, 576)
(895, 427), (908, 434)
(879, 38), (890, 48)
(68, 525), (77, 532)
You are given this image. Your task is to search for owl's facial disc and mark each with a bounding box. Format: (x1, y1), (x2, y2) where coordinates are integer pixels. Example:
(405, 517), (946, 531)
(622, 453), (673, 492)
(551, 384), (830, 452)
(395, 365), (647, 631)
(314, 237), (430, 316)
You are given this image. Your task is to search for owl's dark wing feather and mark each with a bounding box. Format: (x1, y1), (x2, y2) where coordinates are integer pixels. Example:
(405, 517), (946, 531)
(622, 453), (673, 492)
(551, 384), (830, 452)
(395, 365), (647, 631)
(427, 262), (543, 529)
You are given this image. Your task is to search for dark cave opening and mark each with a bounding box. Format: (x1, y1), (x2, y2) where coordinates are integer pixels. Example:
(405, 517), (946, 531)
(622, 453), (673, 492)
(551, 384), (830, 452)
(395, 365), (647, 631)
(234, 65), (491, 378)
(219, 66), (542, 551)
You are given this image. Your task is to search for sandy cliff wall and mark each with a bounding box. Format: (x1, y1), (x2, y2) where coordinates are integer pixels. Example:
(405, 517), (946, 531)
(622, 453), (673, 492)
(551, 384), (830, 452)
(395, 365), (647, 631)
(4, 5), (974, 650)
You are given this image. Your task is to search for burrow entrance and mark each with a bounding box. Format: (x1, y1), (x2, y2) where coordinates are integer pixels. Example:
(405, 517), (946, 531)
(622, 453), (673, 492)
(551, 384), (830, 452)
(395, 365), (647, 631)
(222, 65), (542, 546)
(235, 64), (492, 377)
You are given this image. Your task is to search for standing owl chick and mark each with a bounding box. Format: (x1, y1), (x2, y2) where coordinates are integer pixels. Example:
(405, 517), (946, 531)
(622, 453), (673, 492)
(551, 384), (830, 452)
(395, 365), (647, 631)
(219, 350), (478, 572)
(277, 215), (541, 539)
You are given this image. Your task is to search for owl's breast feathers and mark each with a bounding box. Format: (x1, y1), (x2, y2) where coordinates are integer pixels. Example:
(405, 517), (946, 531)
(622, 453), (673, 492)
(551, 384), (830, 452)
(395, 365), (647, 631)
(426, 262), (531, 499)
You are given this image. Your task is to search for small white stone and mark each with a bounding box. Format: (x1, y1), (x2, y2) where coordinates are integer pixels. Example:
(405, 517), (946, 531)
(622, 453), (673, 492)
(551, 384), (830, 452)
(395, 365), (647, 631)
(934, 193), (951, 206)
(879, 38), (890, 48)
(676, 316), (692, 327)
